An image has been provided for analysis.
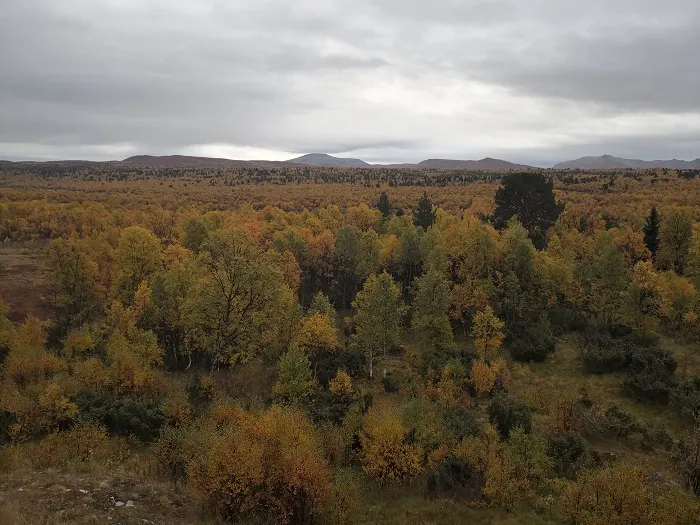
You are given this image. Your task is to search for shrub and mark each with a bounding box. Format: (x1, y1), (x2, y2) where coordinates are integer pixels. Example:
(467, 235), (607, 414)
(559, 463), (700, 524)
(547, 435), (587, 478)
(188, 406), (332, 524)
(585, 405), (642, 439)
(153, 423), (215, 484)
(673, 426), (700, 496)
(360, 408), (423, 484)
(306, 390), (359, 425)
(426, 456), (485, 502)
(509, 318), (555, 363)
(313, 348), (365, 388)
(74, 390), (165, 441)
(672, 377), (700, 422)
(487, 394), (532, 439)
(624, 347), (677, 403)
(442, 405), (481, 442)
(33, 422), (108, 469)
(580, 324), (661, 374)
(381, 373), (399, 393)
(548, 307), (588, 335)
(640, 424), (673, 451)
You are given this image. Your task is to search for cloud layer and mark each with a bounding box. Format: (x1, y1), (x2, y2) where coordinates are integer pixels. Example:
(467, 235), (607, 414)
(1, 0), (699, 165)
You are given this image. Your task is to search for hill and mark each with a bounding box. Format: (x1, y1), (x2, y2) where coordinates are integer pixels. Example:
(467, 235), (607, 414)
(121, 155), (293, 169)
(554, 154), (700, 169)
(287, 153), (371, 168)
(416, 157), (533, 170)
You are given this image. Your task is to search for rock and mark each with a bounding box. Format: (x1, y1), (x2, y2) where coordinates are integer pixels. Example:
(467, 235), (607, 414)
(114, 501), (125, 507)
(125, 500), (135, 508)
(648, 471), (665, 484)
(78, 489), (89, 494)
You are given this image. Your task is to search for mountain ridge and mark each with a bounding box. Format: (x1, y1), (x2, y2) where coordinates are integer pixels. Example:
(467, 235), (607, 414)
(553, 154), (700, 170)
(287, 153), (371, 167)
(3, 153), (700, 170)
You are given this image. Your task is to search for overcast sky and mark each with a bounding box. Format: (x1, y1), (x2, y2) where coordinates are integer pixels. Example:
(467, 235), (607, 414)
(1, 0), (699, 166)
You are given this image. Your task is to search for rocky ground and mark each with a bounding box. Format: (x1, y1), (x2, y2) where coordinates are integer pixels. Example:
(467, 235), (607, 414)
(0, 470), (207, 525)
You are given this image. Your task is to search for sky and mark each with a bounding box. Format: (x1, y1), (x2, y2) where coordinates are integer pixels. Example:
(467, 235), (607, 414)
(1, 0), (699, 166)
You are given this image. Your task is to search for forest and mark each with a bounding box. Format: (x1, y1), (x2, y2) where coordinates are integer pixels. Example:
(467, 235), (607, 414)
(1, 165), (700, 524)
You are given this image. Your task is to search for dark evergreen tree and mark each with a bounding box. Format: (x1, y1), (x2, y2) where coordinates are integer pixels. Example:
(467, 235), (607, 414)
(643, 206), (660, 257)
(493, 173), (563, 249)
(377, 191), (392, 218)
(413, 192), (436, 230)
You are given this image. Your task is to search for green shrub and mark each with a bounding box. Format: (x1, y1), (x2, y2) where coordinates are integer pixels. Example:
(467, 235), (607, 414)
(312, 349), (365, 388)
(426, 457), (484, 502)
(381, 373), (399, 393)
(547, 435), (587, 477)
(442, 405), (480, 442)
(672, 377), (700, 422)
(509, 317), (555, 363)
(585, 405), (642, 439)
(75, 390), (165, 441)
(624, 347), (677, 403)
(580, 325), (661, 374)
(548, 307), (588, 335)
(153, 423), (214, 484)
(487, 394), (532, 439)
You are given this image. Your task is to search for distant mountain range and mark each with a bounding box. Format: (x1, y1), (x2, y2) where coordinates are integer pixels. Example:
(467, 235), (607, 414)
(121, 155), (295, 169)
(2, 153), (700, 171)
(553, 155), (700, 170)
(284, 153), (531, 170)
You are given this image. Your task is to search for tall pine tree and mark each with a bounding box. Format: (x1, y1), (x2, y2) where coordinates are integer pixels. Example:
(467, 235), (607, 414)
(413, 192), (436, 230)
(643, 206), (660, 257)
(377, 191), (392, 218)
(493, 173), (563, 249)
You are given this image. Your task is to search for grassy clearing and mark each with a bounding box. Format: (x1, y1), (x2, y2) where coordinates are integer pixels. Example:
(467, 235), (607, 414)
(509, 335), (694, 438)
(0, 243), (51, 323)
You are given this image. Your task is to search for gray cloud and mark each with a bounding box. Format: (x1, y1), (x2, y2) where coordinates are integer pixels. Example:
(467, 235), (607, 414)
(0, 0), (699, 164)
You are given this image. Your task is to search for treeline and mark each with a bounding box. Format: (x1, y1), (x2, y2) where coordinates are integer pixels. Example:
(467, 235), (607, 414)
(2, 162), (699, 188)
(1, 173), (700, 522)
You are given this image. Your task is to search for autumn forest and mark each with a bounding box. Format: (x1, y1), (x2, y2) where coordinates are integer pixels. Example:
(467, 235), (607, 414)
(1, 165), (700, 524)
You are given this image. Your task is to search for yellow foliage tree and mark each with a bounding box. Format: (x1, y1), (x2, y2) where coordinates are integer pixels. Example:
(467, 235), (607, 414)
(559, 462), (700, 525)
(293, 313), (340, 360)
(112, 225), (163, 304)
(472, 306), (505, 360)
(329, 369), (353, 397)
(187, 406), (332, 524)
(360, 407), (423, 484)
(472, 359), (496, 397)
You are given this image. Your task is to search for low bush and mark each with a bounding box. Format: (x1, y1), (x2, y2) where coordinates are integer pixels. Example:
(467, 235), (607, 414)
(32, 422), (108, 469)
(426, 456), (485, 502)
(548, 307), (588, 335)
(624, 347), (677, 403)
(509, 317), (555, 363)
(313, 348), (365, 388)
(548, 435), (587, 478)
(580, 324), (663, 374)
(671, 377), (700, 422)
(487, 394), (532, 439)
(74, 390), (165, 441)
(585, 405), (642, 439)
(153, 423), (215, 484)
(442, 405), (480, 442)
